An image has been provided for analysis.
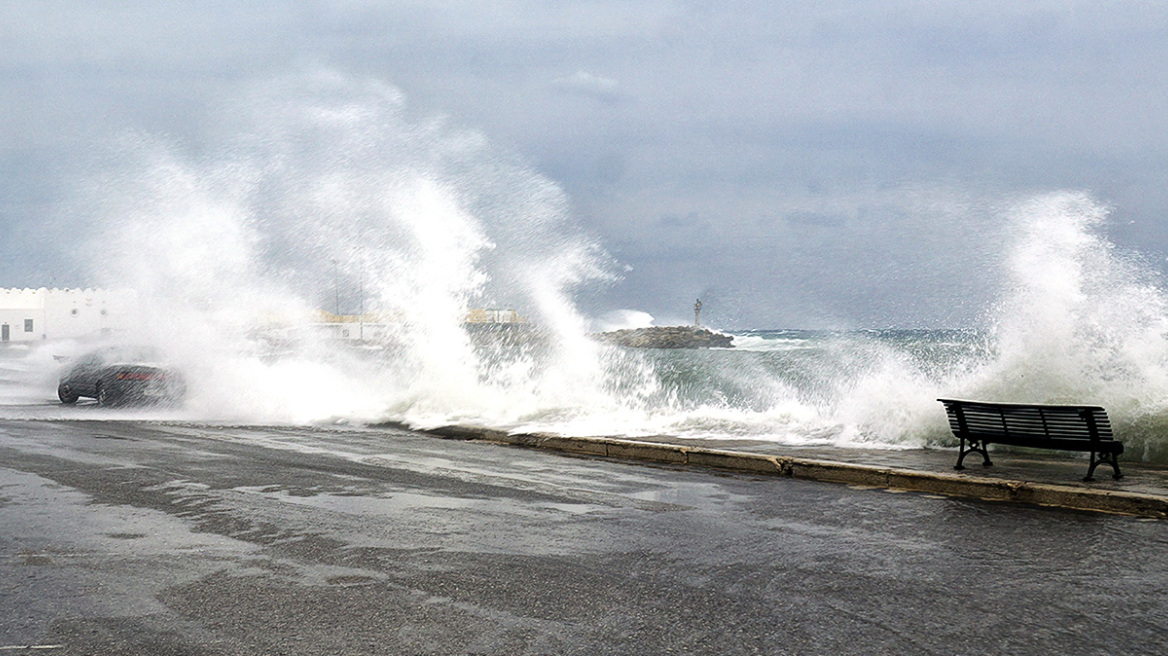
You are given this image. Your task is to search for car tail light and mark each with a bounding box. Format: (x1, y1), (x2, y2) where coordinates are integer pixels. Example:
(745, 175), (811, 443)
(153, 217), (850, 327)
(116, 372), (165, 381)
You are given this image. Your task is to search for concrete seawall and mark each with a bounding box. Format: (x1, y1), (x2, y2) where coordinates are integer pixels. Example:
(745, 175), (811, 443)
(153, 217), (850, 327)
(416, 425), (1168, 519)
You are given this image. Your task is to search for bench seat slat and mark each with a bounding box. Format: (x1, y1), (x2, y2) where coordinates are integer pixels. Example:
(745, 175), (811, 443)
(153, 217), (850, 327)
(969, 434), (1123, 452)
(958, 420), (1115, 438)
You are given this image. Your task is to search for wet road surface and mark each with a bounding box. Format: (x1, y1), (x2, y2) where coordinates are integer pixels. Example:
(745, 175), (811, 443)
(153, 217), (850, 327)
(1, 419), (1166, 655)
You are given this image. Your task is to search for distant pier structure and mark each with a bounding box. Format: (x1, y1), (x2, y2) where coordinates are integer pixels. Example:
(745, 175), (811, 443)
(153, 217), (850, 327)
(594, 297), (733, 348)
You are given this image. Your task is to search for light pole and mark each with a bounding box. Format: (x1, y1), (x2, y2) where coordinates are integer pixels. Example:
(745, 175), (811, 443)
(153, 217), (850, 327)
(331, 259), (340, 318)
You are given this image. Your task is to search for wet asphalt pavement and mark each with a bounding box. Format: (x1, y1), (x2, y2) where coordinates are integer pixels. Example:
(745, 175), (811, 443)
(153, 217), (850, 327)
(2, 419), (1167, 655)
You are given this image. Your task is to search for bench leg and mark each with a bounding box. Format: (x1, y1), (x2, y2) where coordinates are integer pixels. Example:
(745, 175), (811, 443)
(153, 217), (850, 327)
(954, 438), (968, 470)
(1085, 451), (1123, 482)
(954, 438), (992, 471)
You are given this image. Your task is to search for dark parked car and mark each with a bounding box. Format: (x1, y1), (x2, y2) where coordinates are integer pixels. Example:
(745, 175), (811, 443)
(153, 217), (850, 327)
(57, 346), (186, 406)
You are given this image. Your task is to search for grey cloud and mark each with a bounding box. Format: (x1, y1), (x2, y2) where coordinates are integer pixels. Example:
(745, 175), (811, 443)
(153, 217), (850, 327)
(4, 2), (1168, 327)
(551, 70), (623, 102)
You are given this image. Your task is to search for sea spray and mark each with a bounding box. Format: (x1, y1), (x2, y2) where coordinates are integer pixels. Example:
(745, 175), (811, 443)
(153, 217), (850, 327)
(796, 192), (1168, 453)
(958, 192), (1168, 459)
(32, 73), (1168, 460)
(537, 192), (1168, 457)
(65, 71), (656, 426)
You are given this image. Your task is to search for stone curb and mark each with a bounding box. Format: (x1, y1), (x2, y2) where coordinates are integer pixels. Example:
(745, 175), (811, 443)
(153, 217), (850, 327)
(419, 425), (1168, 519)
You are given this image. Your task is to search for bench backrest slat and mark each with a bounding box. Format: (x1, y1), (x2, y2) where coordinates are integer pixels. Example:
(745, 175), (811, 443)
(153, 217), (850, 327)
(938, 399), (1114, 442)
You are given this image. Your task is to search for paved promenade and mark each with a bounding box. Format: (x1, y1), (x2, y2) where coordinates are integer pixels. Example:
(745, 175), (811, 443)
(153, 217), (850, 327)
(3, 419), (1167, 655)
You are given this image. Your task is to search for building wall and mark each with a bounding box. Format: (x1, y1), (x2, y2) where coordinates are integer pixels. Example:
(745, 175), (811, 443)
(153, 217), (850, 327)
(0, 308), (41, 342)
(0, 288), (45, 342)
(0, 288), (139, 343)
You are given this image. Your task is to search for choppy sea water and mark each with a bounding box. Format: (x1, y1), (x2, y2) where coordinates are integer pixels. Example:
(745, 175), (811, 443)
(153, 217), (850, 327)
(11, 72), (1168, 463)
(613, 329), (991, 446)
(6, 322), (1168, 465)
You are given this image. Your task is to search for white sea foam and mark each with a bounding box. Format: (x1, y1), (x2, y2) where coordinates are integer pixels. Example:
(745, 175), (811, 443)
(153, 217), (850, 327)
(34, 71), (655, 431)
(13, 73), (1168, 461)
(769, 192), (1168, 456)
(729, 334), (815, 352)
(595, 309), (656, 332)
(534, 192), (1168, 457)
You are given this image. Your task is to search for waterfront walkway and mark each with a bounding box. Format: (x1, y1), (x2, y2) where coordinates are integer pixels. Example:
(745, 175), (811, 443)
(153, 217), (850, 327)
(6, 419), (1165, 654)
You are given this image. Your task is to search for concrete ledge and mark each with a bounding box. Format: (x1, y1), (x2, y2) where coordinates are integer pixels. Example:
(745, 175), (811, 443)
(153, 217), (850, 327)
(787, 459), (889, 487)
(534, 435), (610, 456)
(417, 425), (1168, 519)
(686, 448), (785, 475)
(1017, 485), (1168, 517)
(606, 440), (689, 464)
(885, 469), (1022, 501)
(427, 425), (511, 442)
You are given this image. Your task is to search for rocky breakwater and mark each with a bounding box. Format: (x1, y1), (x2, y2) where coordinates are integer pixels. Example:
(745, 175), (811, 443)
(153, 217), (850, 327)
(595, 326), (734, 349)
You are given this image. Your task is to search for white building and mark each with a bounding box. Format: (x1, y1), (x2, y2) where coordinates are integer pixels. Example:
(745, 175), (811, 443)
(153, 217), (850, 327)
(0, 288), (138, 343)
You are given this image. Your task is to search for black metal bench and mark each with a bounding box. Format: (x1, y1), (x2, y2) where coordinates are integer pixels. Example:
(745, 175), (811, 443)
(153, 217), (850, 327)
(937, 398), (1123, 481)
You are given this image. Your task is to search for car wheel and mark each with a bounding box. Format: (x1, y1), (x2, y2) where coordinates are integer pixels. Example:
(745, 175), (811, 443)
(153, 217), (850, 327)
(58, 383), (79, 404)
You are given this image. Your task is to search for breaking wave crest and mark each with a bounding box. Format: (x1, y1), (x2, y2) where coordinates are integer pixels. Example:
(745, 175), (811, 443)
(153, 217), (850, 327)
(21, 73), (1168, 462)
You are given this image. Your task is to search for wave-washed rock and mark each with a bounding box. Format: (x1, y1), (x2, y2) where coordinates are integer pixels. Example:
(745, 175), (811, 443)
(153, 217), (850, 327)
(594, 326), (734, 349)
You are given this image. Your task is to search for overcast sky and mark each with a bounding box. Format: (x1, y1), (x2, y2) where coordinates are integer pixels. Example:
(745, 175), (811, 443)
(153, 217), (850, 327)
(3, 1), (1168, 328)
